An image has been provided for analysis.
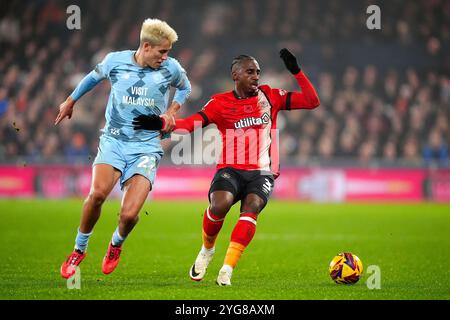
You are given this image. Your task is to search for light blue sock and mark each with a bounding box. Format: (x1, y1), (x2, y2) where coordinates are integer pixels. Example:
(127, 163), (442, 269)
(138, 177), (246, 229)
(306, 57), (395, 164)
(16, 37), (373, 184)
(74, 228), (93, 252)
(111, 227), (126, 247)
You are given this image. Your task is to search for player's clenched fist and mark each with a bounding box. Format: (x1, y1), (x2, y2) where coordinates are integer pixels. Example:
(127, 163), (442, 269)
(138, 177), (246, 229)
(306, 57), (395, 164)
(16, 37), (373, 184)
(279, 48), (301, 75)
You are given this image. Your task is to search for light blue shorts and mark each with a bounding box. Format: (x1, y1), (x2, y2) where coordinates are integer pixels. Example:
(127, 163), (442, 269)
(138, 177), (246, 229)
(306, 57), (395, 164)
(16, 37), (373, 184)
(93, 134), (163, 189)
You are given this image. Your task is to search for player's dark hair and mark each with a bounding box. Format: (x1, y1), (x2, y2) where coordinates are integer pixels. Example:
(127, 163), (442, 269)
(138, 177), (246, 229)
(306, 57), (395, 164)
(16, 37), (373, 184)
(231, 55), (256, 72)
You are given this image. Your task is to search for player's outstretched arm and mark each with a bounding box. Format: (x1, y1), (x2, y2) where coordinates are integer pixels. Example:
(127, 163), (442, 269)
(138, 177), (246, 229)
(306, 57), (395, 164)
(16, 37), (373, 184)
(132, 112), (206, 134)
(173, 113), (206, 133)
(54, 71), (103, 125)
(279, 48), (320, 109)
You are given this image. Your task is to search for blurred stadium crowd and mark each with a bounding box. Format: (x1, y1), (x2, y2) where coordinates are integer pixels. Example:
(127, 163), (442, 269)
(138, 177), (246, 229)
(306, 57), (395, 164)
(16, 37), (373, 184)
(0, 0), (448, 167)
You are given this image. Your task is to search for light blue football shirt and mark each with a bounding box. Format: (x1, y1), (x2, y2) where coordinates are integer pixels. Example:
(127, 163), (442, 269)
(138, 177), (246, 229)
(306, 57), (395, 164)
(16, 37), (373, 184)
(70, 50), (191, 146)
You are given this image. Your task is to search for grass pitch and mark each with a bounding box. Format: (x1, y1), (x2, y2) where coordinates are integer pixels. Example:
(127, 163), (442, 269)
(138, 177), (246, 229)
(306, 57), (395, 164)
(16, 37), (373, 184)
(0, 199), (449, 300)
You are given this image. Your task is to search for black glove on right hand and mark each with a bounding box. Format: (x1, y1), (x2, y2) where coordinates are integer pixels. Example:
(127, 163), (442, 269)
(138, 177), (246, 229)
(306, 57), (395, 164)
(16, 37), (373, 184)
(279, 48), (301, 74)
(132, 114), (164, 131)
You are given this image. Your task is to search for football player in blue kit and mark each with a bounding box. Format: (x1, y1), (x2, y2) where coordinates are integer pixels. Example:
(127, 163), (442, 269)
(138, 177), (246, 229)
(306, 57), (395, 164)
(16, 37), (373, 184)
(56, 18), (191, 278)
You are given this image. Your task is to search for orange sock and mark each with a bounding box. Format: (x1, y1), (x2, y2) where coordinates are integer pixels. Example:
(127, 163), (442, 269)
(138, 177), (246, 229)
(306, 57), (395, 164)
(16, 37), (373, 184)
(224, 241), (246, 268)
(223, 213), (258, 268)
(203, 230), (218, 249)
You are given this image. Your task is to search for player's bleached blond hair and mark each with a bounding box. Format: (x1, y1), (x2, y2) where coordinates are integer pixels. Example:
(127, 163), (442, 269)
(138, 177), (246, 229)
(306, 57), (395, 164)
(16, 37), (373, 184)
(140, 18), (178, 46)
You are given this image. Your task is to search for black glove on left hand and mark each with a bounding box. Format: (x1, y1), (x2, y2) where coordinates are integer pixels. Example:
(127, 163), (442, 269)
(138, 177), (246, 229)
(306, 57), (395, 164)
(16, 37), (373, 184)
(279, 48), (301, 74)
(132, 114), (164, 131)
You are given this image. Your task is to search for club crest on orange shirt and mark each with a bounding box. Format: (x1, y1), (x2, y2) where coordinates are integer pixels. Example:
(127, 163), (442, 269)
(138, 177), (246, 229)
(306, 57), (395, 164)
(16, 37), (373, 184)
(244, 105), (253, 113)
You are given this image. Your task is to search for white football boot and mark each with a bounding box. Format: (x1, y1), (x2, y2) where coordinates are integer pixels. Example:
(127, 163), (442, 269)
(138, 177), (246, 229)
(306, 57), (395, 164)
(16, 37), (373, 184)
(189, 246), (215, 281)
(216, 265), (233, 286)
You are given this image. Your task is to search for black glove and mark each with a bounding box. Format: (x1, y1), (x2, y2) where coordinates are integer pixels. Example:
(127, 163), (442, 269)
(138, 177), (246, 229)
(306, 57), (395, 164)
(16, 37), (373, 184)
(279, 48), (301, 74)
(132, 114), (164, 131)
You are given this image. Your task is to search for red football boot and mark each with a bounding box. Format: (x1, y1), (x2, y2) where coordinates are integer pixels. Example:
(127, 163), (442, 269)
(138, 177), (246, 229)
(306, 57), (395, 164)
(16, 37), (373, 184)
(102, 242), (122, 274)
(60, 249), (86, 279)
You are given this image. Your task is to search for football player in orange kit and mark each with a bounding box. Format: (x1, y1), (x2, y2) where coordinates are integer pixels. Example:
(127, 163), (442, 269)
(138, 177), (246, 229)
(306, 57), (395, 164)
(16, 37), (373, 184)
(133, 48), (320, 286)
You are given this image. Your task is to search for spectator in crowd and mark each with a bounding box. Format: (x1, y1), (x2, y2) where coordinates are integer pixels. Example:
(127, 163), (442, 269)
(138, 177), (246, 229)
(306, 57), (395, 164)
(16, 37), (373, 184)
(0, 88), (9, 117)
(64, 132), (90, 164)
(382, 139), (398, 164)
(423, 129), (449, 168)
(401, 135), (422, 166)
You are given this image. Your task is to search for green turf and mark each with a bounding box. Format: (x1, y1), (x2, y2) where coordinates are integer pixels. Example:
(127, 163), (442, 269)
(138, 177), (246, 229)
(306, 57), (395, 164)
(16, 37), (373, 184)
(0, 199), (449, 300)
